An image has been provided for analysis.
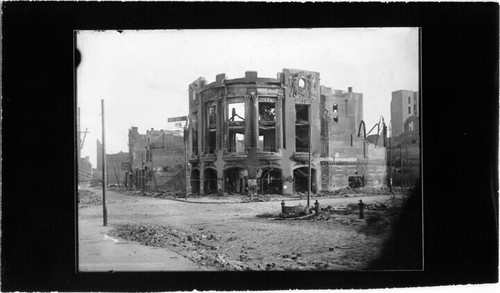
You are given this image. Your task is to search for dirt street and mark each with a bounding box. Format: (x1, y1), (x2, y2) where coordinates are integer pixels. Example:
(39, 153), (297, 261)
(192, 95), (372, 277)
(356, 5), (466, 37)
(79, 187), (400, 271)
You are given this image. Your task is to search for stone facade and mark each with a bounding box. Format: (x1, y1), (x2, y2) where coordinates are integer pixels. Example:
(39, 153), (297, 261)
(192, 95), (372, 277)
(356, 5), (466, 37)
(187, 69), (387, 196)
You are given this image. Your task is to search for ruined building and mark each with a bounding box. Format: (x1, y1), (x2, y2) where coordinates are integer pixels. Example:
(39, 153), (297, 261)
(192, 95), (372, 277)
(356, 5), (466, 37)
(128, 127), (186, 190)
(187, 69), (387, 196)
(78, 156), (93, 187)
(387, 90), (420, 187)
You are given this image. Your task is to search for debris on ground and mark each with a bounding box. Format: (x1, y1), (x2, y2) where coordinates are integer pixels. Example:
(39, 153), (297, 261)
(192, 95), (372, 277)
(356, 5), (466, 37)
(241, 195), (271, 203)
(109, 223), (246, 271)
(78, 189), (101, 208)
(318, 186), (396, 198)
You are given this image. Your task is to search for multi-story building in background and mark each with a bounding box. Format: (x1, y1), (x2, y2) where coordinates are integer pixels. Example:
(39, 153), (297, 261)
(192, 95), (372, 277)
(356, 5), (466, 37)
(390, 90), (419, 138)
(187, 69), (387, 196)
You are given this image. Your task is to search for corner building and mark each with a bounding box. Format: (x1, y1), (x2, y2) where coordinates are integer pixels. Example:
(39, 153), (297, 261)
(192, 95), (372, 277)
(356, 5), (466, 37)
(188, 69), (386, 196)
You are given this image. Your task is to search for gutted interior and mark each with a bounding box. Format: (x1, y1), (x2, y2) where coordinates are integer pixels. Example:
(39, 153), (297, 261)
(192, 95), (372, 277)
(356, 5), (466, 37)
(224, 167), (248, 194)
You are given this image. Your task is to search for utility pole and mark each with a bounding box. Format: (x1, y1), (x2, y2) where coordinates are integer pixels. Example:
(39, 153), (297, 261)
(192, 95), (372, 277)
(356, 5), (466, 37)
(101, 99), (108, 226)
(78, 107), (81, 173)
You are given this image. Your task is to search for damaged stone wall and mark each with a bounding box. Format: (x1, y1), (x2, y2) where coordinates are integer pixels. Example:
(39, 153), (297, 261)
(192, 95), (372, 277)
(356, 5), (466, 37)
(187, 69), (387, 195)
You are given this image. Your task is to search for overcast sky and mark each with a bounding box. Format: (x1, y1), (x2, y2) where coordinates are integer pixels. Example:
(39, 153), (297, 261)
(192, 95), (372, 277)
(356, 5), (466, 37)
(77, 28), (419, 167)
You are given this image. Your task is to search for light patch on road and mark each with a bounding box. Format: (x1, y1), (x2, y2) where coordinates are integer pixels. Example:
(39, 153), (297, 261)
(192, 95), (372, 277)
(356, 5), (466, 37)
(104, 234), (119, 243)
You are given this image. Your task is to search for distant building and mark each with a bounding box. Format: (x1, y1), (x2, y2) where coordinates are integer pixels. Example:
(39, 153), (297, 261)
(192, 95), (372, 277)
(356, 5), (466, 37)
(78, 156), (93, 187)
(187, 69), (387, 196)
(390, 90), (419, 138)
(94, 139), (129, 186)
(128, 127), (186, 191)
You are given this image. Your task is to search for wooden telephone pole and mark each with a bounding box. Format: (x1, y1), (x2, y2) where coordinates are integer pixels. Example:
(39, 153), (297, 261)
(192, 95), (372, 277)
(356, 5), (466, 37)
(101, 99), (108, 226)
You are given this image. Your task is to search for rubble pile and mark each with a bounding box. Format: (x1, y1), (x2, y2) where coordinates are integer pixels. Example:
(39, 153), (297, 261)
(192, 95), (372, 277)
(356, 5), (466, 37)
(241, 194), (272, 203)
(122, 189), (187, 199)
(78, 189), (101, 208)
(256, 204), (316, 220)
(318, 186), (395, 197)
(109, 223), (247, 271)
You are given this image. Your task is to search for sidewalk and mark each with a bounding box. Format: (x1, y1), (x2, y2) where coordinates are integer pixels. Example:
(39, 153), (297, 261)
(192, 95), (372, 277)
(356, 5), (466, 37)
(78, 219), (206, 272)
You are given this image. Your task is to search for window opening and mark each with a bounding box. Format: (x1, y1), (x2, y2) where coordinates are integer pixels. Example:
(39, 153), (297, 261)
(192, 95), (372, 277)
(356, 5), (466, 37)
(259, 102), (276, 152)
(207, 106), (217, 153)
(333, 116), (338, 123)
(259, 102), (275, 121)
(333, 104), (338, 113)
(408, 106), (411, 114)
(258, 168), (283, 195)
(293, 167), (316, 193)
(190, 169), (200, 194)
(414, 104), (417, 115)
(228, 103), (245, 121)
(203, 168), (218, 194)
(295, 104), (310, 152)
(408, 96), (411, 104)
(224, 168), (248, 194)
(208, 106), (216, 126)
(227, 102), (245, 153)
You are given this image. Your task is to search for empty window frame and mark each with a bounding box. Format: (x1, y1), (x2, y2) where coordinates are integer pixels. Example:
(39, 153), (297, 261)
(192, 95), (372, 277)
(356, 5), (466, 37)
(333, 116), (338, 122)
(208, 106), (216, 126)
(333, 104), (338, 113)
(259, 102), (276, 121)
(206, 105), (217, 153)
(408, 96), (411, 104)
(227, 101), (246, 153)
(258, 101), (276, 152)
(228, 103), (245, 122)
(408, 106), (411, 114)
(295, 104), (309, 122)
(228, 132), (245, 153)
(295, 104), (310, 152)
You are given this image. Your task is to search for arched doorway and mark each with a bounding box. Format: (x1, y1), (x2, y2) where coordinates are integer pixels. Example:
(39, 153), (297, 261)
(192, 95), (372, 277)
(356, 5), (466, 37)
(224, 167), (248, 194)
(258, 168), (283, 195)
(203, 168), (217, 195)
(293, 167), (316, 194)
(190, 169), (200, 195)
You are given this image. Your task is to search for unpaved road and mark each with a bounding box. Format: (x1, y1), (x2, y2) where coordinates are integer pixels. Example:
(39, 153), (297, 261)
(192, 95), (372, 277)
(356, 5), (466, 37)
(79, 188), (399, 270)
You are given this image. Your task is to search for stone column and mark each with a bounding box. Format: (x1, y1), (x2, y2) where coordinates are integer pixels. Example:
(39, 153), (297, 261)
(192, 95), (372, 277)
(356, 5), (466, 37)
(199, 162), (205, 195)
(244, 95), (252, 150)
(247, 94), (259, 195)
(276, 94), (284, 151)
(221, 97), (227, 150)
(216, 98), (221, 151)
